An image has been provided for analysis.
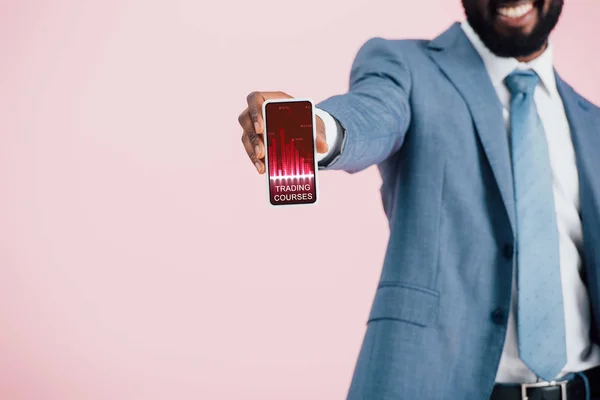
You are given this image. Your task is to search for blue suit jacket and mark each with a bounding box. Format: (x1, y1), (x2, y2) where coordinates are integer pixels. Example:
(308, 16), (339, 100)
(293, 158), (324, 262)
(316, 23), (600, 400)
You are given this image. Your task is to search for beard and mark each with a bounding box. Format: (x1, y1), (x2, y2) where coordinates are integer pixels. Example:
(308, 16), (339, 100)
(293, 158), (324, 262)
(463, 0), (564, 58)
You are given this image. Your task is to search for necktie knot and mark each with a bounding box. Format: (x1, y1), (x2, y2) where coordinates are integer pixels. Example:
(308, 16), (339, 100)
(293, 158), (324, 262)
(505, 70), (540, 96)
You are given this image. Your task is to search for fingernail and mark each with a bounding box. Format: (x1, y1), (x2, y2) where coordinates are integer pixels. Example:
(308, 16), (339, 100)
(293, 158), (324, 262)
(254, 121), (260, 133)
(254, 145), (260, 156)
(254, 161), (261, 172)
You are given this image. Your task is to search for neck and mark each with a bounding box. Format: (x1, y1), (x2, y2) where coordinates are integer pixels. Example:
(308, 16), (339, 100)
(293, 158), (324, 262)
(515, 42), (548, 63)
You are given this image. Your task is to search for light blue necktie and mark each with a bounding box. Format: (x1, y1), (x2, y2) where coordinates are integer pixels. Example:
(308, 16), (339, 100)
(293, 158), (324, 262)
(505, 70), (567, 382)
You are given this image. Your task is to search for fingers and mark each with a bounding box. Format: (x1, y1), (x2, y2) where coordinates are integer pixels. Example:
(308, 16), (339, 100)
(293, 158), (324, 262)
(239, 91), (292, 175)
(241, 131), (264, 173)
(238, 108), (265, 160)
(246, 92), (264, 135)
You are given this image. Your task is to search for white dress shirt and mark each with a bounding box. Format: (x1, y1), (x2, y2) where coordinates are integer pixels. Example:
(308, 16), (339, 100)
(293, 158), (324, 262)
(317, 21), (600, 383)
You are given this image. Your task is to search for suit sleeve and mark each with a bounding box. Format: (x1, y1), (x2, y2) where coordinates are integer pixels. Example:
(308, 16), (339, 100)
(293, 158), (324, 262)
(316, 37), (412, 173)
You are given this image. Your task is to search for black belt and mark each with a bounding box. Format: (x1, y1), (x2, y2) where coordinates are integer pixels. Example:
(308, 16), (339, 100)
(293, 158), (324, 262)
(490, 365), (600, 400)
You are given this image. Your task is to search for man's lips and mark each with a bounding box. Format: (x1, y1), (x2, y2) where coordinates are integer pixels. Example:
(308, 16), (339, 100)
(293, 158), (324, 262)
(497, 1), (534, 19)
(493, 0), (539, 29)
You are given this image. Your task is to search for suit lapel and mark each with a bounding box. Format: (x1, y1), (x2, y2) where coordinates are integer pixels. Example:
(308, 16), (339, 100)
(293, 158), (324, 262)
(426, 23), (516, 235)
(556, 75), (600, 304)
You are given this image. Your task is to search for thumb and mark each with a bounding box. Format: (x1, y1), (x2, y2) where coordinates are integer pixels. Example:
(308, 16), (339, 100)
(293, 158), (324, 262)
(315, 116), (329, 154)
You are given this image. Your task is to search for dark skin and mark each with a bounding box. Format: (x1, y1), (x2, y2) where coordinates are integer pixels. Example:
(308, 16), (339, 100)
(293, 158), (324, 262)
(464, 0), (554, 62)
(239, 0), (557, 173)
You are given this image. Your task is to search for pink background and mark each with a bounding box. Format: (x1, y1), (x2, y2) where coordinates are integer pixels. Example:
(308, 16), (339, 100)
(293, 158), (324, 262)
(1, 1), (599, 399)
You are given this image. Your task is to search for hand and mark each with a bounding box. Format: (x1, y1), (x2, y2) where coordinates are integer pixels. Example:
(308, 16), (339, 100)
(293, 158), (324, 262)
(238, 91), (328, 174)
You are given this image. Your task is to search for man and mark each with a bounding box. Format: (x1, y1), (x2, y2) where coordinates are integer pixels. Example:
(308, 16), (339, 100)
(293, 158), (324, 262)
(238, 0), (600, 399)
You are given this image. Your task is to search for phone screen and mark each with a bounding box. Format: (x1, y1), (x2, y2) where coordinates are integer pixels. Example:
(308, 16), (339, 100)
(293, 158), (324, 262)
(264, 100), (317, 206)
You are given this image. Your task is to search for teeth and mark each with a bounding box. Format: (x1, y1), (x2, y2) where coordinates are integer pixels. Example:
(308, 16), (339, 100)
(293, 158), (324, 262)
(498, 2), (533, 18)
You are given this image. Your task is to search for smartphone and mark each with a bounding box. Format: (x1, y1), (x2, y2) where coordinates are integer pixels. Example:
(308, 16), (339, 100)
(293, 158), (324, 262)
(262, 98), (318, 207)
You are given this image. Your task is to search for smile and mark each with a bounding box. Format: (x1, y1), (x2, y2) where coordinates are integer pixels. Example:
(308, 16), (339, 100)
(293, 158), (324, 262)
(497, 1), (535, 19)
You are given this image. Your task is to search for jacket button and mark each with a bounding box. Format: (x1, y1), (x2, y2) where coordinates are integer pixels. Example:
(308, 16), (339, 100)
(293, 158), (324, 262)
(491, 308), (506, 325)
(503, 244), (514, 260)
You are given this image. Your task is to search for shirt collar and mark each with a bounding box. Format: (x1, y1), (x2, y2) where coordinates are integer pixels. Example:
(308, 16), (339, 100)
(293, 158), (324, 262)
(460, 20), (558, 97)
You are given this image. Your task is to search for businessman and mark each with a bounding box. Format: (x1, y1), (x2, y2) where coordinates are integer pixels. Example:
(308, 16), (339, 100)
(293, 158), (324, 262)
(238, 0), (600, 398)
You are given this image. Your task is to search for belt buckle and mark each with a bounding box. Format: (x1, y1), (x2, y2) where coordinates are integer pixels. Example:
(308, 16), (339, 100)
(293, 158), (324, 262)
(520, 380), (568, 400)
